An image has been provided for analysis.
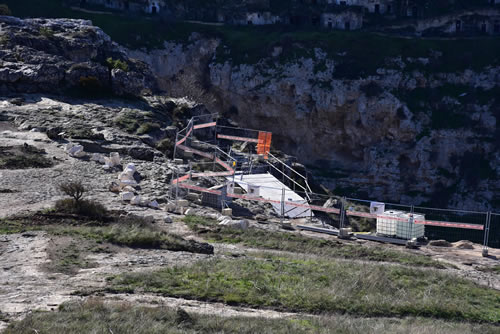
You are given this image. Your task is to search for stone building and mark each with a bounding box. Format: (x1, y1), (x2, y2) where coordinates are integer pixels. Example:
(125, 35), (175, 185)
(240, 11), (281, 25)
(321, 11), (363, 30)
(407, 8), (500, 35)
(82, 0), (164, 14)
(326, 0), (396, 15)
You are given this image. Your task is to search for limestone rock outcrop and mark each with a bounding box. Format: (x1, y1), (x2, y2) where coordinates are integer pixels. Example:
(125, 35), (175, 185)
(130, 34), (500, 210)
(0, 16), (156, 96)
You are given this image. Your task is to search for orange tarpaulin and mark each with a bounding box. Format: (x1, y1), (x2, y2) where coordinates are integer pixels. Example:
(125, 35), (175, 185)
(257, 131), (272, 159)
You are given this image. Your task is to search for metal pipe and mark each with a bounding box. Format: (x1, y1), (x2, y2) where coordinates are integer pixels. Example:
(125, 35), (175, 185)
(173, 132), (178, 160)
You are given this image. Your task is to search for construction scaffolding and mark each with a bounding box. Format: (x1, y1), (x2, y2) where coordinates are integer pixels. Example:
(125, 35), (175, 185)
(170, 114), (498, 252)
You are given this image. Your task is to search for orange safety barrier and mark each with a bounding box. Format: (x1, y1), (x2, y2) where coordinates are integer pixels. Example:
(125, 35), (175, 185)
(257, 131), (272, 159)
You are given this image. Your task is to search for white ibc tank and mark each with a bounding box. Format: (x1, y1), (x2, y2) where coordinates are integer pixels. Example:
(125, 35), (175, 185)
(376, 210), (404, 236)
(376, 210), (425, 239)
(397, 213), (425, 239)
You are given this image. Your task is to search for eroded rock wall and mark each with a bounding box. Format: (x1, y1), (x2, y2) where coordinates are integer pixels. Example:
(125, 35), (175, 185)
(130, 35), (500, 210)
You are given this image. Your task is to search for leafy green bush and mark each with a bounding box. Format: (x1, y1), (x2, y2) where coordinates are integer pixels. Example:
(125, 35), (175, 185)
(39, 26), (54, 38)
(106, 57), (129, 72)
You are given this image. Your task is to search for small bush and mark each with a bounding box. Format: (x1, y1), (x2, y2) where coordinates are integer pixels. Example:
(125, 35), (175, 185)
(55, 198), (107, 219)
(39, 26), (54, 39)
(0, 4), (12, 15)
(0, 145), (53, 169)
(106, 57), (129, 72)
(136, 122), (160, 135)
(114, 111), (141, 133)
(59, 181), (86, 202)
(156, 138), (173, 156)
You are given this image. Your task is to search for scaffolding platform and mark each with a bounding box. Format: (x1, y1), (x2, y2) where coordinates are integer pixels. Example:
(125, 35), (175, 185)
(228, 172), (313, 218)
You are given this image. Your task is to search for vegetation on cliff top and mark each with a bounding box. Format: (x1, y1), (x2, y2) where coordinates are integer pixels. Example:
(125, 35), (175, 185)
(5, 0), (500, 78)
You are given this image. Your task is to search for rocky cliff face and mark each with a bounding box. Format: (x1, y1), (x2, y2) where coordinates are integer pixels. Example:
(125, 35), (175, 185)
(130, 35), (500, 210)
(0, 16), (156, 96)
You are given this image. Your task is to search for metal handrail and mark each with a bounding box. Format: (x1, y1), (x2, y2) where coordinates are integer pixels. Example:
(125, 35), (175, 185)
(265, 160), (311, 202)
(268, 152), (313, 194)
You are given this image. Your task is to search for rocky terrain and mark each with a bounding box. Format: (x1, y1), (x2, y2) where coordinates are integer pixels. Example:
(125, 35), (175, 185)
(130, 34), (500, 210)
(0, 16), (156, 96)
(0, 16), (499, 333)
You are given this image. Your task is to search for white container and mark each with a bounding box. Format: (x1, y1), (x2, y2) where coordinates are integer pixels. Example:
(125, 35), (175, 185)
(396, 213), (425, 239)
(376, 210), (425, 239)
(376, 210), (404, 237)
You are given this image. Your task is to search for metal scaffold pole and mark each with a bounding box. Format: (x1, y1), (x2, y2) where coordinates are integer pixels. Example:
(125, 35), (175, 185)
(172, 132), (178, 160)
(340, 197), (346, 229)
(175, 169), (179, 205)
(281, 187), (285, 224)
(483, 211), (491, 257)
(409, 205), (414, 240)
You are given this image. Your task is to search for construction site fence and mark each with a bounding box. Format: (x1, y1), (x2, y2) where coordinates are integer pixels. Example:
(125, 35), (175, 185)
(171, 114), (498, 249)
(171, 178), (499, 249)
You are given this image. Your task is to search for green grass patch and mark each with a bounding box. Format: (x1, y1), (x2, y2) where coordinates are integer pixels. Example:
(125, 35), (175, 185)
(113, 110), (160, 134)
(183, 215), (446, 269)
(109, 253), (500, 323)
(45, 240), (97, 275)
(478, 265), (500, 274)
(0, 213), (213, 254)
(6, 299), (499, 334)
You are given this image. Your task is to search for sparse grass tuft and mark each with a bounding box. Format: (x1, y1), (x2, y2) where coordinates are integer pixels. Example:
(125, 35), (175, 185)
(45, 240), (97, 275)
(183, 215), (446, 269)
(109, 253), (500, 323)
(0, 144), (53, 169)
(54, 198), (108, 219)
(136, 122), (160, 135)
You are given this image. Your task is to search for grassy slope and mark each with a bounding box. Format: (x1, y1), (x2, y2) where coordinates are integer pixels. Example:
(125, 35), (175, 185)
(108, 253), (500, 323)
(0, 214), (212, 254)
(183, 215), (447, 269)
(5, 300), (499, 334)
